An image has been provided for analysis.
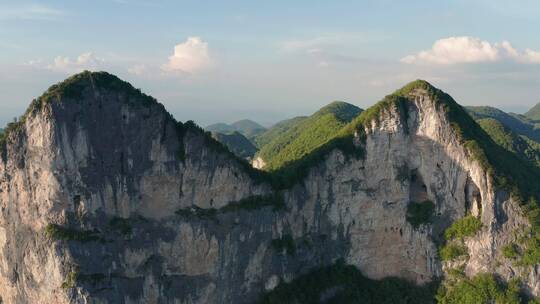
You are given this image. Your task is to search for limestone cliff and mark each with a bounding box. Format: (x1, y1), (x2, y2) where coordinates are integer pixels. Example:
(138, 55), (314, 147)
(0, 72), (537, 303)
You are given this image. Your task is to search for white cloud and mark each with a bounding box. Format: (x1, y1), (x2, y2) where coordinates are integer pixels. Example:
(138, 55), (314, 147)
(280, 32), (387, 53)
(47, 52), (105, 73)
(523, 49), (540, 63)
(26, 52), (105, 73)
(401, 37), (499, 64)
(402, 36), (540, 65)
(25, 59), (43, 66)
(127, 64), (147, 76)
(0, 4), (64, 21)
(281, 37), (336, 53)
(161, 37), (211, 73)
(280, 34), (374, 69)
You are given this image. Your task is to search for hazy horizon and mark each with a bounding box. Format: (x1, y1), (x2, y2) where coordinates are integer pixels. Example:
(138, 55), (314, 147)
(1, 0), (539, 127)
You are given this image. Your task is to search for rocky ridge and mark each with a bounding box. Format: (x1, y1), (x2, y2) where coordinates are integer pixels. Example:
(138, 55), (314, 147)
(0, 72), (538, 303)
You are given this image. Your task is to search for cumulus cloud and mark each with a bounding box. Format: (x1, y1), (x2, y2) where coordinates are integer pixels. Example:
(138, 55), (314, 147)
(162, 37), (211, 73)
(26, 52), (105, 73)
(46, 52), (105, 73)
(401, 36), (540, 65)
(523, 49), (540, 63)
(498, 41), (540, 64)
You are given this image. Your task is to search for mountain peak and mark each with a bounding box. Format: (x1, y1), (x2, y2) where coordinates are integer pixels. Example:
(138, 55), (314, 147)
(206, 119), (266, 140)
(525, 102), (540, 121)
(37, 71), (156, 106)
(345, 80), (455, 133)
(316, 101), (362, 122)
(318, 100), (357, 111)
(392, 79), (454, 107)
(230, 119), (265, 131)
(395, 79), (437, 96)
(391, 79), (464, 115)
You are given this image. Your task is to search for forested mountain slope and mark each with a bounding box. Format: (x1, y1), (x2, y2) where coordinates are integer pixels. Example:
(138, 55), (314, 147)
(254, 101), (362, 171)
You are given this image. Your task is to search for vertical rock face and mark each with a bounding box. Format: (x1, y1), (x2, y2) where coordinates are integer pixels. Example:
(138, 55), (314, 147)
(0, 73), (270, 303)
(0, 73), (535, 303)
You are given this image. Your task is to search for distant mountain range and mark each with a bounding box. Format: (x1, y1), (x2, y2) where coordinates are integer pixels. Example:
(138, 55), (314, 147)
(205, 119), (266, 140)
(206, 101), (362, 168)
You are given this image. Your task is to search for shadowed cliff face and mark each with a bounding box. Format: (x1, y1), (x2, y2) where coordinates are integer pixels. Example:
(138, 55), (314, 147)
(0, 73), (534, 303)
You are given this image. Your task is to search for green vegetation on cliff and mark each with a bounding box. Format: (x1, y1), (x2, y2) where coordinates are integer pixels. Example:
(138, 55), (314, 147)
(61, 271), (106, 289)
(444, 216), (483, 240)
(439, 244), (469, 261)
(61, 271), (79, 289)
(0, 117), (26, 159)
(522, 236), (540, 266)
(45, 224), (101, 242)
(502, 243), (519, 259)
(438, 215), (482, 262)
(0, 128), (5, 152)
(436, 273), (521, 304)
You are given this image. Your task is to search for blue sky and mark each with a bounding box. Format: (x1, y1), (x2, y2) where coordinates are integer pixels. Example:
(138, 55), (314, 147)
(1, 0), (539, 126)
